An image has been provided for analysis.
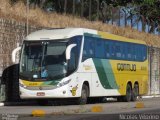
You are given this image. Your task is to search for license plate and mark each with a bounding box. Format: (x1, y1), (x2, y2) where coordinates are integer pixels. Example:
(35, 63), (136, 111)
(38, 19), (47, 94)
(37, 92), (45, 96)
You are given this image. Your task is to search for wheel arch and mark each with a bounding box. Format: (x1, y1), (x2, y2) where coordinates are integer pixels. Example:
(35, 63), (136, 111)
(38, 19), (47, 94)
(134, 81), (139, 86)
(134, 81), (139, 94)
(82, 81), (90, 97)
(127, 81), (132, 90)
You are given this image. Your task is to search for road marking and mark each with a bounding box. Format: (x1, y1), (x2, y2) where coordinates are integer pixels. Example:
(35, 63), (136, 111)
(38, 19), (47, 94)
(135, 102), (145, 108)
(32, 109), (46, 117)
(91, 105), (103, 112)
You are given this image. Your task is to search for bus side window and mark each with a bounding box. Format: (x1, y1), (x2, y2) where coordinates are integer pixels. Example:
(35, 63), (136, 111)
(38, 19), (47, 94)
(68, 36), (82, 74)
(89, 38), (95, 57)
(122, 43), (126, 60)
(140, 46), (143, 61)
(132, 44), (136, 60)
(104, 41), (111, 58)
(136, 44), (142, 61)
(82, 38), (88, 61)
(95, 38), (104, 58)
(82, 36), (95, 61)
(143, 46), (147, 61)
(115, 42), (122, 59)
(126, 43), (132, 60)
(111, 41), (116, 59)
(140, 45), (146, 61)
(68, 48), (76, 73)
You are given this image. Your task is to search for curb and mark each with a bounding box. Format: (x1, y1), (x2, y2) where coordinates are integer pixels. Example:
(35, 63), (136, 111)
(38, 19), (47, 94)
(142, 95), (160, 98)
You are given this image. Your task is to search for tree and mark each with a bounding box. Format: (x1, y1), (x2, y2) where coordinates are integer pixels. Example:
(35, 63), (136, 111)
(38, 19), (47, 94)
(9, 0), (160, 33)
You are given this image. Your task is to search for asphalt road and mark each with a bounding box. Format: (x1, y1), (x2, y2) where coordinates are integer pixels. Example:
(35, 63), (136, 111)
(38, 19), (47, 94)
(0, 97), (160, 120)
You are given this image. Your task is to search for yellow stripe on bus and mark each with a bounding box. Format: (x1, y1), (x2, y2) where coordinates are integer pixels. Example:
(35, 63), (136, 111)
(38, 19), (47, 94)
(21, 80), (43, 86)
(98, 31), (146, 44)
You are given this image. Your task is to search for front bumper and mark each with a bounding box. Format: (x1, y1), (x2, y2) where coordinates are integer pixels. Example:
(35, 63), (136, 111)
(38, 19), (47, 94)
(20, 85), (75, 99)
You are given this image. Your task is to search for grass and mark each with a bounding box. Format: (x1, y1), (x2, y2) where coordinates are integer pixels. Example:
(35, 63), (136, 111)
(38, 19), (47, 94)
(0, 0), (159, 47)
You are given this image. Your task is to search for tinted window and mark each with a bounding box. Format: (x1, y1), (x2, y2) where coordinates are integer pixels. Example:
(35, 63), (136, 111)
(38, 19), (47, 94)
(104, 41), (111, 58)
(82, 35), (147, 62)
(83, 36), (95, 58)
(95, 38), (105, 58)
(68, 36), (82, 74)
(126, 43), (132, 60)
(143, 46), (147, 60)
(115, 42), (122, 58)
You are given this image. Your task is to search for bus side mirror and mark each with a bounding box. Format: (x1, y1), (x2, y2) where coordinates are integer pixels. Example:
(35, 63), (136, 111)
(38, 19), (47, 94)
(66, 44), (77, 60)
(12, 46), (21, 63)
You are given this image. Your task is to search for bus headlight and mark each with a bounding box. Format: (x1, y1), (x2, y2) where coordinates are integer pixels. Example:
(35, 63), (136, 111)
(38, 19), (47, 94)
(57, 79), (71, 87)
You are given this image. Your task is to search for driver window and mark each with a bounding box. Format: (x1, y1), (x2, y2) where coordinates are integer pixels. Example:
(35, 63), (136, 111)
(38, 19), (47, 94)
(68, 48), (76, 73)
(67, 36), (81, 74)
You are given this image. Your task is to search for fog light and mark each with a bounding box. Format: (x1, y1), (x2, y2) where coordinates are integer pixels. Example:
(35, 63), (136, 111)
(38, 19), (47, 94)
(63, 91), (66, 94)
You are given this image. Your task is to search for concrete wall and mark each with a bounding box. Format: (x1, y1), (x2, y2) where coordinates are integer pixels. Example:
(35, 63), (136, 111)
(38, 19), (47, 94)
(148, 47), (160, 95)
(0, 18), (40, 75)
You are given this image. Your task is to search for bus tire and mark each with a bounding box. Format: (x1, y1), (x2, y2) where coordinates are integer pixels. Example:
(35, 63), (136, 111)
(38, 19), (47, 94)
(124, 84), (132, 102)
(77, 84), (89, 105)
(131, 84), (139, 101)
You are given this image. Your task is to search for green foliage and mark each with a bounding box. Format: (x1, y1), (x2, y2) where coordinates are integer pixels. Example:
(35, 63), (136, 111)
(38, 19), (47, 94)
(143, 0), (155, 5)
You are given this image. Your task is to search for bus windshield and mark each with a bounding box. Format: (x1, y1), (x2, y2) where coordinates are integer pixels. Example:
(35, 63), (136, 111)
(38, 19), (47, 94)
(20, 40), (68, 80)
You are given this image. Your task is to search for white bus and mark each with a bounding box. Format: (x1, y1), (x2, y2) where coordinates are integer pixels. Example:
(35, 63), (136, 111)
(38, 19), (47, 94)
(12, 28), (148, 104)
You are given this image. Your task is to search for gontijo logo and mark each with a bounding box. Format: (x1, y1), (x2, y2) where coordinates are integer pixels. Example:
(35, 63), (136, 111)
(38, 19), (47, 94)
(117, 63), (136, 71)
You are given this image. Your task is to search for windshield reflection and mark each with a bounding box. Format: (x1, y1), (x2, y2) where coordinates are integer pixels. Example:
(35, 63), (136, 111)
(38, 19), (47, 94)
(20, 41), (67, 80)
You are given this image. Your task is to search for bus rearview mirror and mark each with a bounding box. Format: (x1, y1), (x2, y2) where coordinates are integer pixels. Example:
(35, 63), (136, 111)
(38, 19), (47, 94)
(66, 44), (77, 60)
(12, 46), (21, 63)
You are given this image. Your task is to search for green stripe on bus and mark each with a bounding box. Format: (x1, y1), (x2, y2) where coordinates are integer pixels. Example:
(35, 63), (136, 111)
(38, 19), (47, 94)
(42, 79), (61, 85)
(84, 33), (100, 38)
(101, 60), (118, 89)
(93, 59), (118, 89)
(42, 81), (52, 85)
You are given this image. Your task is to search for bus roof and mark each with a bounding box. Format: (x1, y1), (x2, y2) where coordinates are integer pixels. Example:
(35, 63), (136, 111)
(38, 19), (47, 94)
(25, 28), (84, 40)
(25, 28), (146, 45)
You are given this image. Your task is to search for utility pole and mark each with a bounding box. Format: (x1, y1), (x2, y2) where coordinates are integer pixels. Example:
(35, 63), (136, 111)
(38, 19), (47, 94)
(64, 0), (67, 14)
(89, 0), (92, 20)
(81, 0), (84, 17)
(73, 0), (75, 16)
(26, 0), (29, 35)
(96, 0), (99, 21)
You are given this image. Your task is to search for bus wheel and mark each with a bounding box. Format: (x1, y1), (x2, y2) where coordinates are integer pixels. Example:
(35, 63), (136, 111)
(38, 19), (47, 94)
(77, 84), (89, 105)
(124, 84), (132, 102)
(131, 84), (139, 101)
